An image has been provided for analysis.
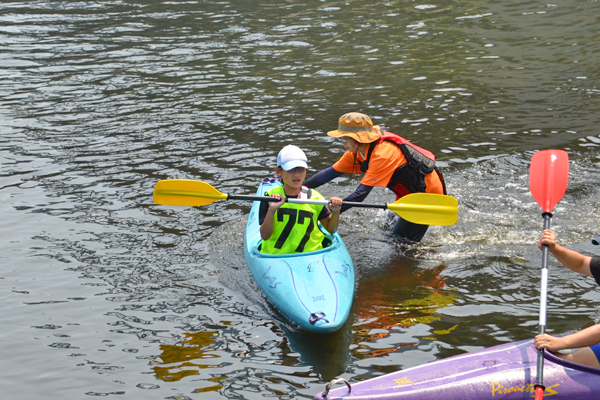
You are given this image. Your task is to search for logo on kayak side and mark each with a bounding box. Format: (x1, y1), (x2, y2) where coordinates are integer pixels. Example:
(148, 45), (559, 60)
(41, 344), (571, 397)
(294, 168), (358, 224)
(334, 261), (352, 279)
(262, 266), (281, 289)
(393, 377), (413, 386)
(489, 380), (559, 397)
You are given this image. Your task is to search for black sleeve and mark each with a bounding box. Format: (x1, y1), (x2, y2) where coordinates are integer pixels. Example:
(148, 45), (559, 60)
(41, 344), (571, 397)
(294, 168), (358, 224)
(590, 257), (600, 286)
(258, 193), (270, 225)
(304, 166), (344, 189)
(340, 184), (373, 213)
(317, 204), (332, 221)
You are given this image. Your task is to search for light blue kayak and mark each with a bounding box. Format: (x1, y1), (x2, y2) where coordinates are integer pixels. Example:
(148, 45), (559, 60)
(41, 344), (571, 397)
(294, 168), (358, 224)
(243, 178), (355, 333)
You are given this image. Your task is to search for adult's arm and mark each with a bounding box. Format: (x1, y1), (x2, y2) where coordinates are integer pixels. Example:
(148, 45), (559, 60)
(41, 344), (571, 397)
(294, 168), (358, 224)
(304, 166), (343, 189)
(304, 167), (373, 213)
(534, 324), (600, 352)
(341, 184), (373, 213)
(538, 229), (592, 277)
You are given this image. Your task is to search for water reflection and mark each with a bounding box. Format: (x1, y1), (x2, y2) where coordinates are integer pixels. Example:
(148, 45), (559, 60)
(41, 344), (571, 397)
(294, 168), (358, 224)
(284, 326), (353, 382)
(353, 261), (456, 358)
(154, 331), (222, 384)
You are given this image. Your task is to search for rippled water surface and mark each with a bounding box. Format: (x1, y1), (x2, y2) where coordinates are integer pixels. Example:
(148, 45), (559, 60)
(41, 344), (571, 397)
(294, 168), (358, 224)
(2, 0), (600, 399)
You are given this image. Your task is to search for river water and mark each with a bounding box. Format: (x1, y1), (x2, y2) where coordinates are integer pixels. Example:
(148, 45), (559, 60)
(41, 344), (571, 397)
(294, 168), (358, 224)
(2, 0), (600, 399)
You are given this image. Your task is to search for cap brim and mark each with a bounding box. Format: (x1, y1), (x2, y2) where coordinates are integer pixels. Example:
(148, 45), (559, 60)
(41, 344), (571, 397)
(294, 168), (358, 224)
(280, 160), (308, 171)
(592, 237), (600, 245)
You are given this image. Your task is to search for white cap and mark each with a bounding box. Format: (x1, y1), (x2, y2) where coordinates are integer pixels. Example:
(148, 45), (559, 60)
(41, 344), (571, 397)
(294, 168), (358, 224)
(277, 145), (308, 171)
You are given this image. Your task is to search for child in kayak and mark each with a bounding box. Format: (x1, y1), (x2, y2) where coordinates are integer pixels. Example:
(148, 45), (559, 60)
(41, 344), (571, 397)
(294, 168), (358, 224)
(533, 229), (600, 368)
(259, 145), (343, 255)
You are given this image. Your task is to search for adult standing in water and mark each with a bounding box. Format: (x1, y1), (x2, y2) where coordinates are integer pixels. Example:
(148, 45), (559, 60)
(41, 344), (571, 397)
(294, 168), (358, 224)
(304, 112), (447, 243)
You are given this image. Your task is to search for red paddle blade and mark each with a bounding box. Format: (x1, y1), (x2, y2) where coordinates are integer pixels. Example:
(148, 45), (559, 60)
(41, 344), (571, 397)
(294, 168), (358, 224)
(529, 150), (569, 213)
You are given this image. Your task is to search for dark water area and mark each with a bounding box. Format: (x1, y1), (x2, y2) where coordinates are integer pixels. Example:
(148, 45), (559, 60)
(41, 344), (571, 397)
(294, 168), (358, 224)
(1, 0), (600, 399)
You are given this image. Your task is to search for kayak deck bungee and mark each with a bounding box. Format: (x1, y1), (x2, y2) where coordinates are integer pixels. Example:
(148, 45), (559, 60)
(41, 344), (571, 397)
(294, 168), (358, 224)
(314, 338), (600, 399)
(243, 178), (355, 334)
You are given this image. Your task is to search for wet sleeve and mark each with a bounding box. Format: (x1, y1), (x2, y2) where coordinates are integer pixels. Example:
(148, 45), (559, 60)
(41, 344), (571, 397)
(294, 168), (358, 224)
(304, 166), (344, 189)
(590, 257), (600, 286)
(341, 184), (373, 213)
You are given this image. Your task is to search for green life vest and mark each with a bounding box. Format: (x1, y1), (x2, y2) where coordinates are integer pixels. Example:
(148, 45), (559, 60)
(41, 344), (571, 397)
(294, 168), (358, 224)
(260, 185), (327, 255)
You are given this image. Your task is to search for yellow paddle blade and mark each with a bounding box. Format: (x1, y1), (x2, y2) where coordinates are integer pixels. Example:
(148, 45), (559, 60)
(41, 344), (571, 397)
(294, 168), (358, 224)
(388, 193), (459, 226)
(153, 179), (227, 206)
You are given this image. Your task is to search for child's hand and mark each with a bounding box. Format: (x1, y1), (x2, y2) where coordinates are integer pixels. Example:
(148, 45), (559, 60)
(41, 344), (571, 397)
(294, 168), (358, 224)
(328, 197), (343, 213)
(538, 229), (557, 251)
(268, 194), (285, 211)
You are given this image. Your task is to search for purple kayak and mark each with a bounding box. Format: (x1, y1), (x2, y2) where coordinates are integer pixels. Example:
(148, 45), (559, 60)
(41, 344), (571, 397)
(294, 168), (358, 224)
(314, 339), (600, 399)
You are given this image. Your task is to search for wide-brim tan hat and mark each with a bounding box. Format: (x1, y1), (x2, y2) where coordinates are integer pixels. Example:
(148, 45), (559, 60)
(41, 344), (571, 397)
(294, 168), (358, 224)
(327, 112), (382, 143)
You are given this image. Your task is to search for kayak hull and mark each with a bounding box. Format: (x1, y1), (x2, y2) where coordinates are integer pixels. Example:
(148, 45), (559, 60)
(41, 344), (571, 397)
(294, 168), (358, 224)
(314, 339), (600, 399)
(243, 178), (355, 334)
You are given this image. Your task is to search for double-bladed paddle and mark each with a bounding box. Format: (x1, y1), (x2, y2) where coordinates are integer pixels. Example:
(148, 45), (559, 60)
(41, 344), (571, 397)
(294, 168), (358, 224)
(528, 149), (569, 400)
(153, 179), (459, 226)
